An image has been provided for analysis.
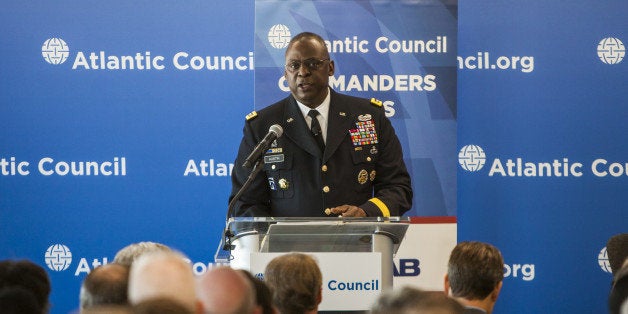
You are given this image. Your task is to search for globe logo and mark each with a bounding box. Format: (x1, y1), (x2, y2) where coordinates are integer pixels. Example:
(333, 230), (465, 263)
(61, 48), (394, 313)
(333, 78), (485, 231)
(42, 38), (70, 65)
(458, 145), (486, 172)
(597, 37), (625, 64)
(44, 244), (72, 271)
(598, 247), (612, 273)
(268, 24), (291, 49)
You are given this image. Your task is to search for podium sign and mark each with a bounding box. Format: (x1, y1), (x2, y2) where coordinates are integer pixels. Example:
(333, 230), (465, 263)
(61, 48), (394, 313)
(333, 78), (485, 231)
(250, 252), (382, 311)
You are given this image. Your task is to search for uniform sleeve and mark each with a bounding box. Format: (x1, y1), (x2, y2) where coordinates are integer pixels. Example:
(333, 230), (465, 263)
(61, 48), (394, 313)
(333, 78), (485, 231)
(358, 112), (413, 217)
(229, 121), (273, 217)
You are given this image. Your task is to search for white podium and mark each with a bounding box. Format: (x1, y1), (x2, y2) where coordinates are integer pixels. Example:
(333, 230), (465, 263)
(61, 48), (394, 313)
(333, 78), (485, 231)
(215, 217), (409, 311)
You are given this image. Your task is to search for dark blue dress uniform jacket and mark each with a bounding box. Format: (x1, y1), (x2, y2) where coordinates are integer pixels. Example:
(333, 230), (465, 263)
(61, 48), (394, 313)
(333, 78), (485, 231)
(230, 89), (412, 217)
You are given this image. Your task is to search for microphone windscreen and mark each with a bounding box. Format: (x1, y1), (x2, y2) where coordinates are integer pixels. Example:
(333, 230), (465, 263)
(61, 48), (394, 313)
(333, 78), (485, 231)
(269, 124), (283, 137)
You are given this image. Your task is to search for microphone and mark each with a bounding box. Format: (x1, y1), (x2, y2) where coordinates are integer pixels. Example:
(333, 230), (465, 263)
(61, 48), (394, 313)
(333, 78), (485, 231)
(242, 124), (283, 168)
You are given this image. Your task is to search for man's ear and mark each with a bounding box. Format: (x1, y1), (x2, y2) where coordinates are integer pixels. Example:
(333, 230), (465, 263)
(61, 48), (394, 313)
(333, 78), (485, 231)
(328, 60), (335, 76)
(317, 287), (323, 304)
(444, 274), (451, 296)
(491, 281), (503, 302)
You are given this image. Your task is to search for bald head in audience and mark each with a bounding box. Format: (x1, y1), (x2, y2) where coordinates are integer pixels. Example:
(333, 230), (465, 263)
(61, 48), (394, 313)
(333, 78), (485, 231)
(80, 263), (129, 311)
(196, 266), (259, 314)
(128, 251), (202, 314)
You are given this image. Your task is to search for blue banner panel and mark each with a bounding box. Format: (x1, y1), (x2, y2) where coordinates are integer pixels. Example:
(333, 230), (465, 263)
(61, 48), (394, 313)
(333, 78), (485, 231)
(254, 0), (458, 217)
(1, 1), (254, 313)
(458, 1), (627, 313)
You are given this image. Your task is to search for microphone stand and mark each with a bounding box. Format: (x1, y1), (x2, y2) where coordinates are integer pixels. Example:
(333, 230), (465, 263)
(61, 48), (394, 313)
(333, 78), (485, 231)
(222, 157), (265, 251)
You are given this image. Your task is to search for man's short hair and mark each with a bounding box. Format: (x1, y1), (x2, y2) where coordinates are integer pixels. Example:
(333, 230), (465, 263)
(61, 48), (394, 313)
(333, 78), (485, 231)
(133, 297), (195, 314)
(239, 269), (275, 314)
(113, 241), (172, 267)
(447, 241), (504, 300)
(609, 260), (628, 314)
(80, 263), (129, 309)
(0, 286), (41, 314)
(371, 286), (464, 314)
(285, 32), (330, 58)
(0, 259), (51, 312)
(264, 253), (322, 314)
(607, 233), (628, 275)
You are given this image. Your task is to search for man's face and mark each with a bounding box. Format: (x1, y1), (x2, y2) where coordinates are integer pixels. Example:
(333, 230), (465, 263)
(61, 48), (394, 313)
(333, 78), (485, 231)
(284, 38), (334, 108)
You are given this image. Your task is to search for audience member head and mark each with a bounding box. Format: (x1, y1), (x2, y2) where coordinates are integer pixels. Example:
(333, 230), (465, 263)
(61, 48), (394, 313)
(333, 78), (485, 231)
(0, 286), (41, 314)
(128, 251), (201, 314)
(0, 259), (51, 313)
(80, 305), (133, 314)
(133, 297), (195, 314)
(80, 263), (129, 311)
(196, 266), (258, 314)
(609, 259), (628, 314)
(607, 233), (628, 276)
(264, 253), (322, 314)
(113, 241), (172, 267)
(370, 286), (464, 314)
(239, 269), (277, 314)
(444, 241), (504, 314)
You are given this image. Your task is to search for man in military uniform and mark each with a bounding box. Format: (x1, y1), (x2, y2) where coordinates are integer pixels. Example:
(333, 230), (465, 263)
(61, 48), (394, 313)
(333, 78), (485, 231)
(230, 32), (412, 217)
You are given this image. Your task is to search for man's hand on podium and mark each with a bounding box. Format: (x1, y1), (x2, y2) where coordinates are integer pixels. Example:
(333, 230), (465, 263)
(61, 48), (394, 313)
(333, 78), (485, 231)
(326, 205), (367, 217)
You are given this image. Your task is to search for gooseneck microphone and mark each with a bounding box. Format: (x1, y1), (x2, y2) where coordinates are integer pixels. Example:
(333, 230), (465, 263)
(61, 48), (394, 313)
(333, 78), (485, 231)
(223, 124), (283, 251)
(242, 124), (283, 168)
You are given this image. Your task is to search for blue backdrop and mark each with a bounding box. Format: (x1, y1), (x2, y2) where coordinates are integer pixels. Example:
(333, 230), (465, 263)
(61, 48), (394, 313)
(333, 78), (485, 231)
(458, 1), (627, 313)
(1, 1), (626, 313)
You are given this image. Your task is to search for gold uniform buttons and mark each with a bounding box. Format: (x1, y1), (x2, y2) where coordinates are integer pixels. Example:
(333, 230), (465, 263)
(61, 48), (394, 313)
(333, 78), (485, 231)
(323, 186), (330, 193)
(321, 165), (328, 172)
(366, 157), (372, 162)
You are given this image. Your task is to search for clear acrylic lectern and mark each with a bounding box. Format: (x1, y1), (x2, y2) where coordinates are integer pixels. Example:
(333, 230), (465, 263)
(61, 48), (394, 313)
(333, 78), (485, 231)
(215, 217), (409, 289)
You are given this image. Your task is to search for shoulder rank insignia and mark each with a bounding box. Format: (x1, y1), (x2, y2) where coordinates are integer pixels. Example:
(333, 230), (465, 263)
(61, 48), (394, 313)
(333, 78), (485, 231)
(370, 98), (383, 107)
(245, 111), (258, 121)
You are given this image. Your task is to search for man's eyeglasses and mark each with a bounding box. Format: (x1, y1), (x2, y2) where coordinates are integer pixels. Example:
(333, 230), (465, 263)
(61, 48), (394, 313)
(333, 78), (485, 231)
(285, 58), (330, 72)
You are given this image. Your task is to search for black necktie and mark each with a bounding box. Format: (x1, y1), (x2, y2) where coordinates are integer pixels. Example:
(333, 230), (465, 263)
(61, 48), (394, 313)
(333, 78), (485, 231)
(308, 109), (325, 153)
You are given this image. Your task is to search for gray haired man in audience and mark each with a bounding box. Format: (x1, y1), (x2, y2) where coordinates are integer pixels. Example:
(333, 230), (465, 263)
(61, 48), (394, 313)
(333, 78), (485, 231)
(113, 241), (172, 267)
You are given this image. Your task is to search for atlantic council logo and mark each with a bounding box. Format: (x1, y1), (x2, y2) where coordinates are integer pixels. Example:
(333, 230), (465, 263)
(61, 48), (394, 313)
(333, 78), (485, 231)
(44, 244), (73, 271)
(42, 38), (70, 65)
(268, 24), (291, 49)
(598, 246), (612, 273)
(597, 37), (625, 65)
(458, 145), (486, 172)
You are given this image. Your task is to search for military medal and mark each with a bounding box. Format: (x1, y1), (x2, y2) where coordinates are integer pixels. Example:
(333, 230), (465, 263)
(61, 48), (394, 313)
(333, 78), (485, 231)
(358, 169), (368, 184)
(278, 178), (289, 190)
(350, 117), (378, 147)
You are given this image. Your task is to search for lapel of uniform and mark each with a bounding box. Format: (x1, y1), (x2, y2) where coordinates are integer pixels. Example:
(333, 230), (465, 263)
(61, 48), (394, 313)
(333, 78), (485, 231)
(323, 91), (353, 163)
(282, 96), (322, 158)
